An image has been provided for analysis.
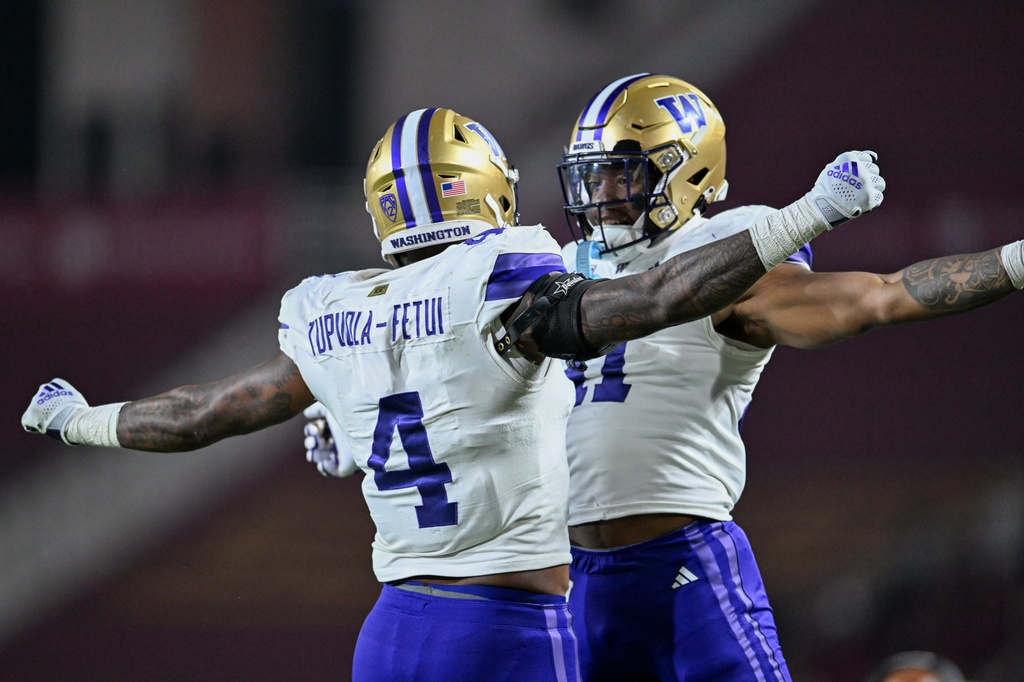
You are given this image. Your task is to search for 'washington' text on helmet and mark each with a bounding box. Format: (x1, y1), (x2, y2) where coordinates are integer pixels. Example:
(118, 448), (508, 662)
(365, 108), (519, 266)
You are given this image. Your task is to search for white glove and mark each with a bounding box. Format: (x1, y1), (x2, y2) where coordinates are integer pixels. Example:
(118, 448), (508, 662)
(808, 150), (885, 228)
(750, 151), (886, 271)
(303, 402), (357, 478)
(22, 379), (89, 444)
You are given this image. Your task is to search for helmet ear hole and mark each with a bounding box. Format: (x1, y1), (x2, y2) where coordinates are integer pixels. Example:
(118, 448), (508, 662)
(499, 195), (512, 212)
(647, 166), (664, 191)
(369, 141), (383, 163)
(687, 168), (709, 186)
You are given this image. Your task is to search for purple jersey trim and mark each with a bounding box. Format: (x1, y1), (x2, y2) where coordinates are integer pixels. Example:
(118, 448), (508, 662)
(485, 252), (566, 301)
(786, 243), (813, 269)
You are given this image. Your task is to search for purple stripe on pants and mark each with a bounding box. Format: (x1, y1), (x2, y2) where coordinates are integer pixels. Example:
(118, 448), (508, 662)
(685, 521), (786, 682)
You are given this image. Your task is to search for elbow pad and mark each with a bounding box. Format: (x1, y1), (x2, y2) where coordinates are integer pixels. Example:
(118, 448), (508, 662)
(498, 272), (604, 362)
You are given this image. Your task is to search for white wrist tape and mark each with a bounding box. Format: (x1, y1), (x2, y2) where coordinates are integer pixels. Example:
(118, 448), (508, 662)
(1000, 240), (1024, 289)
(748, 193), (830, 271)
(61, 402), (126, 447)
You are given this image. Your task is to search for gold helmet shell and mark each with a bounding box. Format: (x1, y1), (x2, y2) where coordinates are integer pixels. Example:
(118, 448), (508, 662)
(559, 73), (727, 250)
(364, 108), (519, 265)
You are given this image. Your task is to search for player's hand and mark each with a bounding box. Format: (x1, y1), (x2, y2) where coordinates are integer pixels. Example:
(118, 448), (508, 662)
(303, 402), (357, 478)
(808, 150), (885, 228)
(21, 379), (88, 444)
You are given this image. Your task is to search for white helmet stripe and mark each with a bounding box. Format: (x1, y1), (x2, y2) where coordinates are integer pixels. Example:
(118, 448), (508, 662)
(575, 73), (650, 142)
(391, 108), (438, 228)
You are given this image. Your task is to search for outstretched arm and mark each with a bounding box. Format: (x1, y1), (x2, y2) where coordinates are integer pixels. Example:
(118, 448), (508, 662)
(512, 150), (886, 360)
(118, 351), (315, 451)
(579, 230), (767, 348)
(723, 246), (1019, 349)
(22, 351), (315, 452)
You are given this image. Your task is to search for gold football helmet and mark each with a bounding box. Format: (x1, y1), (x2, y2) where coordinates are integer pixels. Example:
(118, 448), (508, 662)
(558, 73), (727, 258)
(365, 108), (519, 265)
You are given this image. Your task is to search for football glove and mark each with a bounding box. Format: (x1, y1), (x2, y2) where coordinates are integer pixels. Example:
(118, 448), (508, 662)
(808, 150), (885, 228)
(21, 378), (89, 444)
(303, 402), (357, 478)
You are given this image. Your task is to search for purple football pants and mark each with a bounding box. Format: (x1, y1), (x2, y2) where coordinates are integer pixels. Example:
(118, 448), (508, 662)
(569, 520), (791, 682)
(353, 581), (581, 681)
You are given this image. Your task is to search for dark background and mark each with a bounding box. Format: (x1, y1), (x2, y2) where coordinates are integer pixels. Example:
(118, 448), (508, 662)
(2, 1), (1022, 680)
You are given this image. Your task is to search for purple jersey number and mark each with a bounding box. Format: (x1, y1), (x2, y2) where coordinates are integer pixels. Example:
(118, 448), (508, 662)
(367, 391), (459, 528)
(566, 342), (632, 406)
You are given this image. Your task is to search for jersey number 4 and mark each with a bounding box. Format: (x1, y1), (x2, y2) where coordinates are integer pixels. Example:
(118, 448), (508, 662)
(367, 391), (459, 528)
(566, 342), (631, 406)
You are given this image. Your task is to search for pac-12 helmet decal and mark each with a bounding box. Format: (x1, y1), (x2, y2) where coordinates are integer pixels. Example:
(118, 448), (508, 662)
(558, 74), (728, 258)
(365, 107), (519, 265)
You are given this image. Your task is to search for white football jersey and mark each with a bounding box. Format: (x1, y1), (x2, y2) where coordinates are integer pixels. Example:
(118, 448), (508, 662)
(279, 225), (575, 582)
(561, 206), (812, 524)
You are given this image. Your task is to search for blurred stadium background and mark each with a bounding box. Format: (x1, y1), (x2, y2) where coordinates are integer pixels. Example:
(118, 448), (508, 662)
(3, 1), (1023, 680)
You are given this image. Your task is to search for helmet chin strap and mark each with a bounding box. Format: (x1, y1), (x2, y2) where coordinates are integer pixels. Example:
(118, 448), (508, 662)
(594, 213), (651, 263)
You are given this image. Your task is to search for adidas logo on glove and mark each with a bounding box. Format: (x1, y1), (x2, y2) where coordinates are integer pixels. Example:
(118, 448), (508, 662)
(35, 382), (75, 405)
(826, 162), (863, 190)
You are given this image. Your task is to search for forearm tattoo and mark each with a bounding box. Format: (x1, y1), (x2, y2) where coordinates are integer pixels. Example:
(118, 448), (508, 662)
(902, 249), (1013, 311)
(582, 232), (765, 347)
(118, 358), (304, 452)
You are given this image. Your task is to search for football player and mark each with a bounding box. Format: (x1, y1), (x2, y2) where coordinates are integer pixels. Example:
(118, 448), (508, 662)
(554, 74), (1022, 681)
(23, 105), (884, 681)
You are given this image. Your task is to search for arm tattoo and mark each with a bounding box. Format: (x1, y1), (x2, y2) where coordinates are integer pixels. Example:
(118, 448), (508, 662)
(581, 231), (766, 348)
(902, 249), (1013, 311)
(118, 355), (308, 452)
